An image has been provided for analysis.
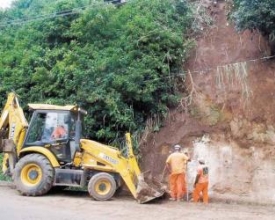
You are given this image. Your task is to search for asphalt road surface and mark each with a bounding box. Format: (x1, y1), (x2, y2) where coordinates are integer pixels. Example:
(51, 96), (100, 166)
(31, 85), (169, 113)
(0, 183), (274, 220)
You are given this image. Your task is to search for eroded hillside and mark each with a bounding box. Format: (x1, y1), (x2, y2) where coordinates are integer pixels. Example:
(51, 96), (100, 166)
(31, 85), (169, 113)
(140, 0), (275, 205)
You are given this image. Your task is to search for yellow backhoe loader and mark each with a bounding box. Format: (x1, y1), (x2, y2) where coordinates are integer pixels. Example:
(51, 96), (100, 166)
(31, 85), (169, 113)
(0, 93), (165, 203)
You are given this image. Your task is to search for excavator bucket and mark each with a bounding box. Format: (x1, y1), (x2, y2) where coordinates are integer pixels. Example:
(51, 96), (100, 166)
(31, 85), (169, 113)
(0, 130), (7, 153)
(0, 136), (3, 153)
(136, 171), (167, 204)
(0, 130), (5, 153)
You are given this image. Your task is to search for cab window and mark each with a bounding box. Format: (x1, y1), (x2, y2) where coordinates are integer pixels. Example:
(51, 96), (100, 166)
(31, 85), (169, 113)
(25, 111), (70, 144)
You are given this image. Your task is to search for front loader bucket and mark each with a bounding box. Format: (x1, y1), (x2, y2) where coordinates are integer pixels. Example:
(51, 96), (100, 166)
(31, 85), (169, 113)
(124, 133), (166, 203)
(136, 171), (166, 204)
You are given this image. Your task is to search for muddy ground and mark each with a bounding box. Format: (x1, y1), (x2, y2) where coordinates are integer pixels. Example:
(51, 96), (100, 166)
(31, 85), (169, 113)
(0, 184), (274, 220)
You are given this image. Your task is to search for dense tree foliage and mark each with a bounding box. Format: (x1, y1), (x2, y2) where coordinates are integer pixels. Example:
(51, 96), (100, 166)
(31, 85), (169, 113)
(231, 0), (275, 54)
(0, 0), (195, 144)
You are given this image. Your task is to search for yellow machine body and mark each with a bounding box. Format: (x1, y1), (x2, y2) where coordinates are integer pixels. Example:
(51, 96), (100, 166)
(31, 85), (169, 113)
(0, 93), (165, 203)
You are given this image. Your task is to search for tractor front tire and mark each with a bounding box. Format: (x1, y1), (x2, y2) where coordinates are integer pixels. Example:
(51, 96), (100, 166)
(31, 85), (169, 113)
(88, 172), (116, 201)
(13, 153), (54, 196)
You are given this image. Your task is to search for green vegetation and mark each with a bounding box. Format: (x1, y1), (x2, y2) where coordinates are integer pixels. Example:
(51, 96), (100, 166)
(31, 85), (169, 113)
(231, 0), (275, 54)
(0, 0), (195, 144)
(0, 154), (11, 181)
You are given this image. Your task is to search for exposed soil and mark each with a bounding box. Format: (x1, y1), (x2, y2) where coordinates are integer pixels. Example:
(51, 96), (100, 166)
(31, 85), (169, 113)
(140, 0), (275, 205)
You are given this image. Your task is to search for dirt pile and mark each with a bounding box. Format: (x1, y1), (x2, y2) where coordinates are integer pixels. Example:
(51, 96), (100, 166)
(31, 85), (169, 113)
(140, 0), (275, 205)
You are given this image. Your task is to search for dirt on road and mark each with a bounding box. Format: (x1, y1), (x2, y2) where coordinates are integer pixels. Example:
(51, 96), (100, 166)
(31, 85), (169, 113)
(0, 184), (274, 220)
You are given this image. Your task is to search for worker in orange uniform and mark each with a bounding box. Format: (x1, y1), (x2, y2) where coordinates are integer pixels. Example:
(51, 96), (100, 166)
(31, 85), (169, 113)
(192, 158), (209, 204)
(51, 125), (67, 139)
(165, 144), (190, 201)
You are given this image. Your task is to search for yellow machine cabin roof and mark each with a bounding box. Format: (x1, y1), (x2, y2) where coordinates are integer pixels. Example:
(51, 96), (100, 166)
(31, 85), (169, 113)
(28, 104), (78, 111)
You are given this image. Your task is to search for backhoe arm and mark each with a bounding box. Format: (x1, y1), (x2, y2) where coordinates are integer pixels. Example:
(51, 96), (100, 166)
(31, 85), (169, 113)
(0, 93), (28, 174)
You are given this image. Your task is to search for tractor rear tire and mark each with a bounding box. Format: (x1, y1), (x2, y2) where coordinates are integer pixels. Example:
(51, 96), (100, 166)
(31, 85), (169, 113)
(88, 172), (116, 201)
(13, 153), (54, 196)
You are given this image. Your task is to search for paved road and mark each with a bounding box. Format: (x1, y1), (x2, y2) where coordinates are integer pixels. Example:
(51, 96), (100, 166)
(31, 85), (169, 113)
(0, 183), (274, 220)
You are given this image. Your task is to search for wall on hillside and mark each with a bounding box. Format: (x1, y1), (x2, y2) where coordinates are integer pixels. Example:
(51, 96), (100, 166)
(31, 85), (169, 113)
(140, 0), (275, 205)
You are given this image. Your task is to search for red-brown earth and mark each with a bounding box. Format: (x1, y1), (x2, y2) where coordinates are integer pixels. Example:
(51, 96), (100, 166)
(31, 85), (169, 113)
(140, 0), (275, 205)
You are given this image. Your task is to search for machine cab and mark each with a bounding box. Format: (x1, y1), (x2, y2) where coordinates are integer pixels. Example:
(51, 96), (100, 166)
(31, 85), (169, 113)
(23, 104), (81, 164)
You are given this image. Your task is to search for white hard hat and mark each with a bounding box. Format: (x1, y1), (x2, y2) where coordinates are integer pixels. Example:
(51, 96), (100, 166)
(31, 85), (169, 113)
(174, 144), (181, 150)
(198, 158), (205, 164)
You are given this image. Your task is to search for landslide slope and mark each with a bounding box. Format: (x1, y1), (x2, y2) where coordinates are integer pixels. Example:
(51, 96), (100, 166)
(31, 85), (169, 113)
(140, 0), (275, 205)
